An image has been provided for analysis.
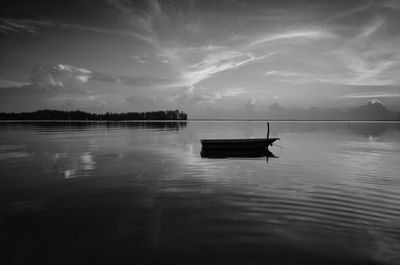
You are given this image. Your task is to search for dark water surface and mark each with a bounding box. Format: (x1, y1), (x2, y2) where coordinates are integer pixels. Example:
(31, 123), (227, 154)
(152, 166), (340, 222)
(1, 121), (400, 265)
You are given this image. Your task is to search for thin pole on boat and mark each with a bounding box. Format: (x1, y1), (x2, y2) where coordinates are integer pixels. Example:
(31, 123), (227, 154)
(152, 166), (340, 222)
(267, 122), (270, 139)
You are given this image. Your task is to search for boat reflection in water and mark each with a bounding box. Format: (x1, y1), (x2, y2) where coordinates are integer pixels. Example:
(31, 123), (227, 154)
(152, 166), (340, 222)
(200, 147), (278, 160)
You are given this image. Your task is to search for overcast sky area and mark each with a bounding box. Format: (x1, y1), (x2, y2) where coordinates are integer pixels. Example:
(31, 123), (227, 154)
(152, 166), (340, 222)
(1, 0), (400, 118)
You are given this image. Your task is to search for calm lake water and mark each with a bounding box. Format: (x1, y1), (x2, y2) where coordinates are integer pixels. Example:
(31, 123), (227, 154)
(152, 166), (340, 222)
(1, 121), (400, 265)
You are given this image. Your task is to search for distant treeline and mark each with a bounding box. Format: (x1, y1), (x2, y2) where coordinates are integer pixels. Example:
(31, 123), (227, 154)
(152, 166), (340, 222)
(0, 109), (188, 120)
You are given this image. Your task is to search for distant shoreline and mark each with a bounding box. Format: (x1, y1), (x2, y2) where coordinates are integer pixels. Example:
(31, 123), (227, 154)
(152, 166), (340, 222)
(1, 119), (399, 122)
(189, 119), (400, 122)
(0, 109), (187, 121)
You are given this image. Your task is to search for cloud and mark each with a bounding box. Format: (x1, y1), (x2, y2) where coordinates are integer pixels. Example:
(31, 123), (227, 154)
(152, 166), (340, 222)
(0, 64), (96, 111)
(130, 55), (149, 64)
(0, 64), (107, 112)
(265, 71), (337, 84)
(219, 87), (247, 97)
(161, 45), (278, 91)
(0, 79), (30, 88)
(167, 85), (195, 105)
(265, 54), (400, 86)
(368, 98), (383, 105)
(173, 86), (248, 105)
(1, 0), (400, 114)
(0, 64), (93, 94)
(0, 18), (38, 33)
(91, 72), (175, 88)
(340, 92), (400, 99)
(357, 17), (384, 38)
(183, 50), (256, 84)
(56, 22), (157, 44)
(336, 33), (400, 86)
(30, 64), (92, 90)
(250, 30), (333, 47)
(244, 99), (256, 111)
(269, 102), (287, 114)
(325, 0), (373, 22)
(344, 57), (396, 86)
(0, 17), (157, 45)
(380, 0), (400, 10)
(26, 63), (175, 90)
(193, 93), (221, 103)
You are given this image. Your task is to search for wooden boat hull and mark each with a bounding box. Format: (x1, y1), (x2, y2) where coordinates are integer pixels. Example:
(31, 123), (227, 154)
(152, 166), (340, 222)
(201, 148), (276, 159)
(200, 138), (279, 151)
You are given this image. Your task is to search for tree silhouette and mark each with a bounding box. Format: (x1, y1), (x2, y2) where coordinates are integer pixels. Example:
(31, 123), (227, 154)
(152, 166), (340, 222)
(0, 109), (188, 120)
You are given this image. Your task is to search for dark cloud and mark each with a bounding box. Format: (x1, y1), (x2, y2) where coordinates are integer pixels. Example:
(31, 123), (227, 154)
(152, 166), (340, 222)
(0, 0), (383, 25)
(1, 0), (399, 39)
(0, 1), (121, 23)
(0, 0), (161, 38)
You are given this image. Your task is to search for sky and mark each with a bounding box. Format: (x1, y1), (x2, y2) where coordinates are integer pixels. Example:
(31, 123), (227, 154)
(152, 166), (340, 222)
(0, 0), (400, 118)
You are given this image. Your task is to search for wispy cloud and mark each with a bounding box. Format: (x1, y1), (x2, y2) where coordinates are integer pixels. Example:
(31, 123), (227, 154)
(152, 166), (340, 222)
(130, 55), (149, 64)
(344, 57), (396, 86)
(357, 17), (384, 38)
(163, 45), (279, 89)
(340, 92), (400, 98)
(2, 63), (174, 93)
(325, 0), (373, 22)
(219, 87), (247, 97)
(265, 71), (337, 84)
(244, 99), (256, 111)
(379, 0), (400, 10)
(0, 79), (30, 88)
(193, 87), (248, 103)
(0, 18), (38, 33)
(183, 50), (256, 85)
(263, 18), (400, 87)
(0, 18), (157, 45)
(265, 64), (399, 86)
(250, 30), (333, 47)
(29, 64), (92, 89)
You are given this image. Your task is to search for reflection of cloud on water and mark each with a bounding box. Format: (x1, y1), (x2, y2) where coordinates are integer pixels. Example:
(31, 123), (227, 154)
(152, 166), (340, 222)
(0, 144), (30, 160)
(64, 169), (77, 178)
(81, 152), (96, 171)
(340, 151), (385, 177)
(0, 151), (30, 160)
(328, 137), (400, 186)
(340, 139), (400, 152)
(53, 152), (96, 178)
(337, 150), (400, 264)
(0, 144), (26, 151)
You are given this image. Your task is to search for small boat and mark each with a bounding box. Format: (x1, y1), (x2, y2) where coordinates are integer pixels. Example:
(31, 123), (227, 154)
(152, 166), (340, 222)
(200, 137), (279, 151)
(200, 122), (279, 151)
(201, 148), (277, 159)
